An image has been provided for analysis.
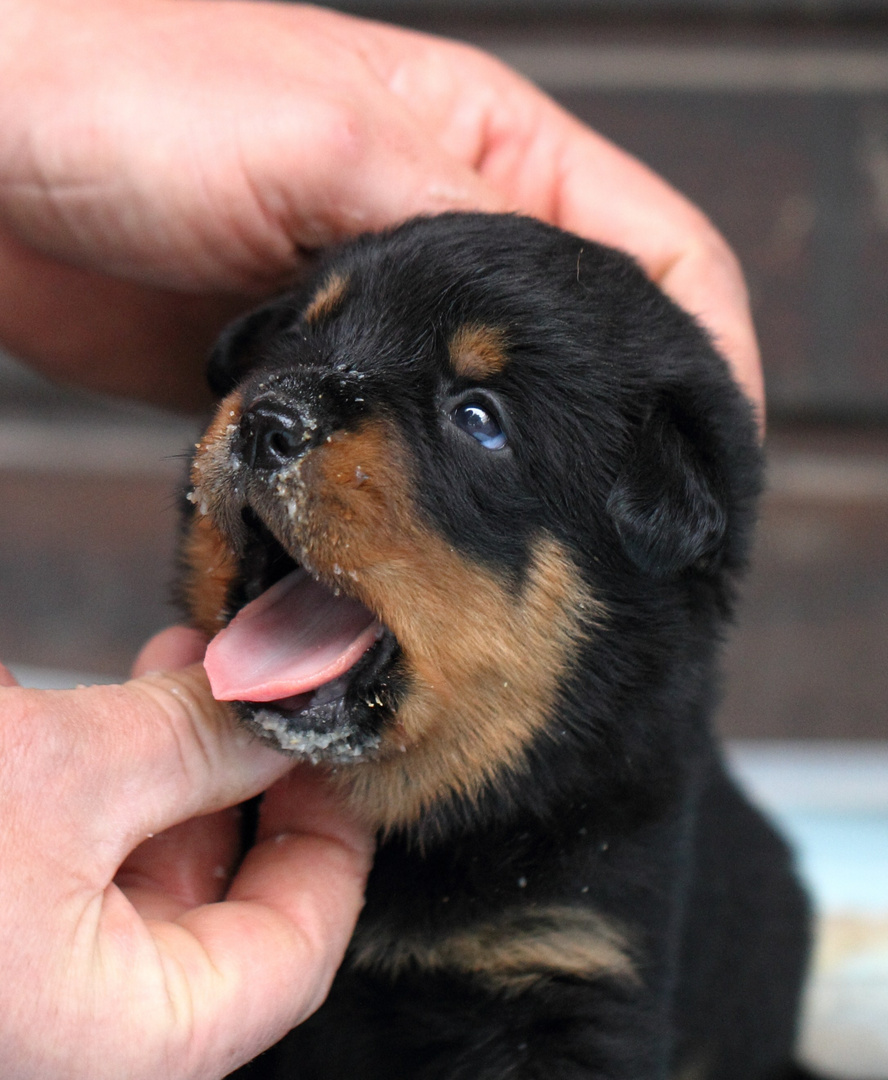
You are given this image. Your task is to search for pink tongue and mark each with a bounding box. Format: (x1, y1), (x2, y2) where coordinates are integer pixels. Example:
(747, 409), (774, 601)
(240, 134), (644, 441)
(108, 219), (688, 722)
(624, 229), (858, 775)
(204, 568), (382, 702)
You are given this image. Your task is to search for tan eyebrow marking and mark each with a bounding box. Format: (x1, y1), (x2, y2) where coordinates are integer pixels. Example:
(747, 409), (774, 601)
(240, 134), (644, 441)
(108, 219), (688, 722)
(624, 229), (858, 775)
(303, 271), (349, 325)
(449, 324), (508, 380)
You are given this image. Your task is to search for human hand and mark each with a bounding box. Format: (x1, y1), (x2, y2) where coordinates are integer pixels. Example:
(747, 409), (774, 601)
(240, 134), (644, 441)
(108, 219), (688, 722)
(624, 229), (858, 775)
(0, 628), (373, 1080)
(0, 0), (761, 415)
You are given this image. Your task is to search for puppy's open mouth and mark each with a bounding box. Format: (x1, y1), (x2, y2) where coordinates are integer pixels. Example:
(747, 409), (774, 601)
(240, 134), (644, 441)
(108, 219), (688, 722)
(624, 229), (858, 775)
(203, 514), (401, 761)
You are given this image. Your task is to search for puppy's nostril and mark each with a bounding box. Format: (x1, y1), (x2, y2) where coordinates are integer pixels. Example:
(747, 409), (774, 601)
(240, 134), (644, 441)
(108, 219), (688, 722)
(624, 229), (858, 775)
(238, 403), (307, 470)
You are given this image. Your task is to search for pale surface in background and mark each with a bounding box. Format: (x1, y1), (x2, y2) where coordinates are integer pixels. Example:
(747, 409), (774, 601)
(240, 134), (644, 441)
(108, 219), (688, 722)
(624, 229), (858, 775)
(730, 744), (888, 1079)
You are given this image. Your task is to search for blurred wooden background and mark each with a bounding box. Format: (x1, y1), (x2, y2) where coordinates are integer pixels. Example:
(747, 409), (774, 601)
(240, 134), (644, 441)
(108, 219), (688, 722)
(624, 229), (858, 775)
(2, 0), (887, 738)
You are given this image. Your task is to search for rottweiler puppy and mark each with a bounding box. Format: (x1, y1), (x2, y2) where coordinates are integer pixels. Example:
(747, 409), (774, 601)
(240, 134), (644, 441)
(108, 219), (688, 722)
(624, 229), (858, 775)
(181, 213), (811, 1080)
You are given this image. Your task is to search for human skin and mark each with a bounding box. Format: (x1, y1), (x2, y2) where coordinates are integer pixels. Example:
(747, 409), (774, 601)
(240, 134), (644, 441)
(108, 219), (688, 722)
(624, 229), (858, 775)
(0, 0), (763, 417)
(0, 3), (764, 1075)
(0, 627), (373, 1080)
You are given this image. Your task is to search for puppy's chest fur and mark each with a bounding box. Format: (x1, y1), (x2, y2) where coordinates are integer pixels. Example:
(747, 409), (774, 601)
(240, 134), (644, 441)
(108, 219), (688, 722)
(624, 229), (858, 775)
(181, 214), (811, 1080)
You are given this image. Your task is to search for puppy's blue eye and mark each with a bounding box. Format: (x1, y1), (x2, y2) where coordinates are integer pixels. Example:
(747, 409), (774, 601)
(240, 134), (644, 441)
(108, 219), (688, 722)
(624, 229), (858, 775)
(451, 403), (507, 450)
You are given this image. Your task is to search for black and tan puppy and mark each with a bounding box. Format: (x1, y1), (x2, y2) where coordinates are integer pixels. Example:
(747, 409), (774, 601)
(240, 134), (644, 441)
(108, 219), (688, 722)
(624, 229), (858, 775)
(181, 213), (810, 1080)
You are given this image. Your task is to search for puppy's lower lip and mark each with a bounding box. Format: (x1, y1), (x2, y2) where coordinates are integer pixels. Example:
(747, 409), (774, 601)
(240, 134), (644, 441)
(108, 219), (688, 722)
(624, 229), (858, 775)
(258, 669), (358, 714)
(204, 566), (383, 702)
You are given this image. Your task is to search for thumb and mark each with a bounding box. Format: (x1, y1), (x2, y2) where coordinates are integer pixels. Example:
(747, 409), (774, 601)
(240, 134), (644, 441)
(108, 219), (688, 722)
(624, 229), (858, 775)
(2, 665), (295, 883)
(101, 665), (297, 860)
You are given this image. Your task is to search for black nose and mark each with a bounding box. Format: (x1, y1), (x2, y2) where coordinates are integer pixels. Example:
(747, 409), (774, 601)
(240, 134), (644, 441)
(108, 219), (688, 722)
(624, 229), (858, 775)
(237, 399), (308, 470)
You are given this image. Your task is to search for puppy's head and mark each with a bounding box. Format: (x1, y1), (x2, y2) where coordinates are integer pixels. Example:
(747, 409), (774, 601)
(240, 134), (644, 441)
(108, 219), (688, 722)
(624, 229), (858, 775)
(182, 213), (761, 835)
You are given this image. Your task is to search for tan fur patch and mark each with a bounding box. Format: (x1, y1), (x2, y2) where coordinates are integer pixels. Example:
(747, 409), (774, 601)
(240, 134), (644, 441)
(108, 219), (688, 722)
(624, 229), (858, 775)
(182, 391), (244, 632)
(189, 390), (244, 499)
(181, 514), (239, 635)
(303, 271), (349, 325)
(350, 905), (637, 994)
(260, 417), (606, 833)
(448, 324), (508, 380)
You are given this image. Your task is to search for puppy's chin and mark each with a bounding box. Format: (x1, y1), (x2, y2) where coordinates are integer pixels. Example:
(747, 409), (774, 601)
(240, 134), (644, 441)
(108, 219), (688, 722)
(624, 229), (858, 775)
(229, 626), (403, 764)
(233, 701), (382, 764)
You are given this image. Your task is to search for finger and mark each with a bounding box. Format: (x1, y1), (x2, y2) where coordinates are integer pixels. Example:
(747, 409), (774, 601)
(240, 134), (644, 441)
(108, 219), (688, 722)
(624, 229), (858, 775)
(656, 238), (764, 422)
(0, 661), (19, 687)
(119, 632), (249, 914)
(102, 666), (294, 849)
(235, 769), (373, 939)
(548, 117), (763, 412)
(0, 666), (293, 882)
(0, 5), (509, 295)
(114, 629), (243, 916)
(228, 84), (508, 262)
(116, 807), (244, 919)
(132, 625), (209, 678)
(0, 226), (242, 410)
(253, 766), (373, 855)
(149, 773), (373, 1067)
(528, 116), (763, 416)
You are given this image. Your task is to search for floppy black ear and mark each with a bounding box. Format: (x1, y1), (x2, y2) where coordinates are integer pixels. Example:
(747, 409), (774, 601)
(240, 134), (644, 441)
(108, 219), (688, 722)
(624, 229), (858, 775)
(605, 393), (730, 580)
(207, 299), (296, 397)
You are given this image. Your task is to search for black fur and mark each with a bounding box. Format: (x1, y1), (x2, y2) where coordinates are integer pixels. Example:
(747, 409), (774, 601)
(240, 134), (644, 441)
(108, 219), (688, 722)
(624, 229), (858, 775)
(184, 213), (810, 1080)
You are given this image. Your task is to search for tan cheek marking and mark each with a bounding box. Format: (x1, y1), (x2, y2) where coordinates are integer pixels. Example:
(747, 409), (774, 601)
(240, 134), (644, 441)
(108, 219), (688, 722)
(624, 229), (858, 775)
(189, 390), (244, 509)
(192, 391), (243, 469)
(270, 419), (604, 833)
(344, 536), (598, 833)
(182, 391), (244, 633)
(350, 906), (638, 995)
(449, 324), (508, 380)
(180, 514), (239, 636)
(303, 271), (349, 325)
